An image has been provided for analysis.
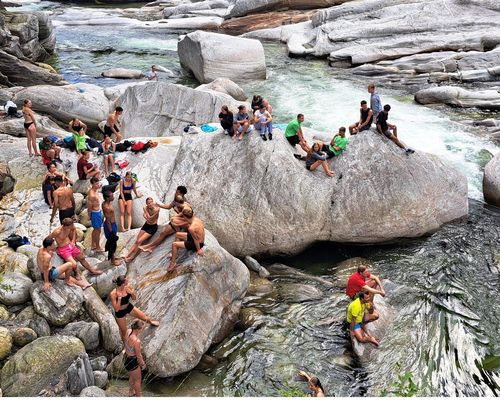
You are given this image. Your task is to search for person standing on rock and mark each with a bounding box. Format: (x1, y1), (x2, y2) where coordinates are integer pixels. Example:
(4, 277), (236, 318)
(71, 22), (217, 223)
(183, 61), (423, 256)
(23, 99), (41, 157)
(346, 292), (379, 347)
(124, 197), (160, 262)
(102, 135), (116, 177)
(102, 190), (121, 266)
(285, 113), (310, 155)
(147, 65), (158, 81)
(110, 275), (159, 342)
(233, 105), (254, 140)
(262, 98), (274, 136)
(167, 207), (205, 272)
(376, 104), (415, 154)
(219, 105), (234, 136)
(47, 217), (102, 275)
(104, 106), (123, 142)
(50, 175), (76, 225)
(368, 83), (382, 120)
(87, 177), (104, 252)
(349, 100), (373, 134)
(37, 237), (92, 291)
(119, 171), (142, 232)
(254, 104), (273, 141)
(124, 320), (147, 397)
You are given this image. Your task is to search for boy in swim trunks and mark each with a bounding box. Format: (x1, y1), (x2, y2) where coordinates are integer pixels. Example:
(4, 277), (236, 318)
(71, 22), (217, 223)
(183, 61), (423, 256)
(50, 176), (76, 225)
(37, 237), (92, 291)
(102, 190), (121, 265)
(104, 106), (123, 142)
(47, 217), (102, 275)
(87, 176), (104, 252)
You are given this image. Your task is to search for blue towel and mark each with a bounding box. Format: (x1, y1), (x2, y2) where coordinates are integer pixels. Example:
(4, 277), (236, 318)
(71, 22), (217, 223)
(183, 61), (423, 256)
(275, 123), (287, 131)
(200, 124), (218, 133)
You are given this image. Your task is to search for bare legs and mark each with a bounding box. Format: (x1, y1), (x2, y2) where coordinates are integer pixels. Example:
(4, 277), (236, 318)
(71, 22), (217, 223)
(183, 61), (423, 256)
(167, 232), (187, 272)
(309, 160), (335, 177)
(353, 326), (379, 346)
(119, 199), (133, 232)
(56, 261), (92, 289)
(129, 367), (142, 397)
(26, 125), (40, 157)
(69, 254), (103, 275)
(104, 154), (114, 176)
(91, 227), (103, 252)
(139, 224), (175, 253)
(125, 230), (152, 262)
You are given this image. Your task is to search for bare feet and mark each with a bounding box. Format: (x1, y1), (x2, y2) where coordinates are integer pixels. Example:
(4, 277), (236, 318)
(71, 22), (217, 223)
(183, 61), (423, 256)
(64, 280), (78, 288)
(83, 283), (93, 290)
(88, 269), (103, 276)
(167, 262), (176, 272)
(165, 252), (172, 259)
(94, 248), (105, 253)
(327, 171), (335, 177)
(147, 319), (159, 327)
(238, 134), (243, 140)
(139, 245), (153, 253)
(112, 257), (123, 266)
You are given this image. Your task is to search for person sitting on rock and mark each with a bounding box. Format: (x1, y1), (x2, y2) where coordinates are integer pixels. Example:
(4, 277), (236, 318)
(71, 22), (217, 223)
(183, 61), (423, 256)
(349, 100), (373, 135)
(87, 176), (104, 252)
(346, 292), (379, 347)
(102, 135), (116, 177)
(285, 114), (310, 156)
(148, 65), (158, 81)
(68, 117), (87, 136)
(37, 237), (91, 291)
(305, 142), (335, 177)
(50, 175), (76, 225)
(124, 197), (160, 262)
(39, 136), (62, 165)
(124, 320), (147, 397)
(298, 371), (325, 397)
(254, 104), (273, 141)
(110, 275), (159, 342)
(47, 217), (102, 275)
(119, 171), (142, 232)
(167, 207), (205, 272)
(233, 105), (254, 140)
(73, 125), (88, 155)
(102, 190), (122, 266)
(346, 265), (385, 300)
(77, 150), (100, 180)
(322, 127), (348, 159)
(104, 106), (123, 142)
(368, 83), (382, 120)
(376, 104), (414, 154)
(219, 105), (234, 136)
(251, 94), (263, 112)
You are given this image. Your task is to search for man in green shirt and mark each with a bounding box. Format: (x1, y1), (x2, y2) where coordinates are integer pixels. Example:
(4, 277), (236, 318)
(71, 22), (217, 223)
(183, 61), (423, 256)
(323, 127), (348, 159)
(346, 292), (379, 346)
(284, 114), (310, 153)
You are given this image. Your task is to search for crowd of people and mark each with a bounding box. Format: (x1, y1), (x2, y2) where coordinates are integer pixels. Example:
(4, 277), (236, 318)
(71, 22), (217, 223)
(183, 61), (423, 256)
(17, 82), (402, 396)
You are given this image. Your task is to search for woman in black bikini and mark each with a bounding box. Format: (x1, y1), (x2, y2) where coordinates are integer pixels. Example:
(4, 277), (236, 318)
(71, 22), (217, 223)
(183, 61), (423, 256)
(110, 275), (159, 342)
(124, 320), (146, 397)
(23, 99), (41, 157)
(68, 117), (87, 134)
(124, 197), (159, 262)
(119, 171), (142, 232)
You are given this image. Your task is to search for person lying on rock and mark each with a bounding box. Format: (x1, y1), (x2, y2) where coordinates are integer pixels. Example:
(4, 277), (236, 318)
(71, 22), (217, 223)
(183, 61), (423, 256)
(233, 105), (254, 140)
(219, 105), (234, 137)
(77, 150), (100, 180)
(102, 136), (116, 177)
(23, 99), (41, 157)
(305, 142), (335, 177)
(39, 136), (62, 165)
(125, 197), (160, 262)
(119, 171), (142, 232)
(376, 104), (415, 155)
(349, 100), (373, 135)
(167, 207), (205, 272)
(254, 103), (273, 141)
(346, 292), (379, 347)
(346, 265), (385, 300)
(102, 190), (122, 266)
(37, 237), (92, 291)
(50, 175), (76, 225)
(322, 127), (348, 159)
(285, 113), (310, 156)
(110, 275), (159, 342)
(47, 217), (102, 275)
(124, 320), (147, 397)
(87, 177), (104, 252)
(104, 106), (123, 142)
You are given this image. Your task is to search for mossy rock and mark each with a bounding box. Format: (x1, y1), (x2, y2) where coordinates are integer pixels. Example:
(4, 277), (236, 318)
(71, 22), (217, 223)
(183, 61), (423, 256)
(0, 326), (13, 360)
(13, 327), (37, 347)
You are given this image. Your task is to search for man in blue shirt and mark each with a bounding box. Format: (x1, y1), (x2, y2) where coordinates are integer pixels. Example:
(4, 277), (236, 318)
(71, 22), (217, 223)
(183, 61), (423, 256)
(368, 83), (382, 119)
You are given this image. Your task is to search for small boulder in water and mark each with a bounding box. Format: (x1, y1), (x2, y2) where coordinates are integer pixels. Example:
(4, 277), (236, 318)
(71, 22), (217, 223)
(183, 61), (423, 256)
(483, 153), (500, 207)
(101, 68), (144, 79)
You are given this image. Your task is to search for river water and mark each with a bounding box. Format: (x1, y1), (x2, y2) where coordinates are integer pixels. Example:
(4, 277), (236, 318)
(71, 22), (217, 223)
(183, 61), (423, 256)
(9, 2), (500, 396)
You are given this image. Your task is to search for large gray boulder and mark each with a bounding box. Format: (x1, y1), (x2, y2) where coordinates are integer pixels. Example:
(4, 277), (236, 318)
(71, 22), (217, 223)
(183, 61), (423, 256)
(196, 77), (247, 101)
(89, 260), (127, 298)
(161, 129), (468, 257)
(0, 272), (32, 305)
(12, 84), (111, 127)
(0, 112), (69, 138)
(3, 12), (48, 61)
(61, 321), (100, 351)
(228, 0), (348, 17)
(66, 353), (95, 395)
(118, 82), (244, 137)
(0, 335), (85, 397)
(101, 68), (144, 79)
(30, 281), (85, 326)
(414, 86), (500, 110)
(178, 30), (266, 83)
(0, 162), (15, 200)
(126, 229), (249, 377)
(483, 153), (500, 207)
(79, 386), (106, 397)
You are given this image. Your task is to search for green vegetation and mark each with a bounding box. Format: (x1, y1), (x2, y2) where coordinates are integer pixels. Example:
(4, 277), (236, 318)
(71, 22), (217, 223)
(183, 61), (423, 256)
(279, 381), (308, 397)
(481, 355), (500, 372)
(382, 363), (419, 397)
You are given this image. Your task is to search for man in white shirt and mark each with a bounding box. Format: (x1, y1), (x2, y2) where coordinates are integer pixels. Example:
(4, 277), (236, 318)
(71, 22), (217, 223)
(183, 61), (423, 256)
(148, 65), (158, 81)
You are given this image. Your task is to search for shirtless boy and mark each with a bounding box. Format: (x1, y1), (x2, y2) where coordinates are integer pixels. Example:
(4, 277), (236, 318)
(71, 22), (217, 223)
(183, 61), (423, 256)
(104, 106), (123, 142)
(50, 176), (76, 225)
(102, 190), (121, 266)
(87, 177), (104, 252)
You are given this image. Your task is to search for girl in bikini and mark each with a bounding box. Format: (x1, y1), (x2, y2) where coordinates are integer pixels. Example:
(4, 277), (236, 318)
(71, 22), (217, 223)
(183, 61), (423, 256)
(119, 171), (141, 232)
(124, 320), (146, 397)
(23, 99), (41, 157)
(102, 135), (116, 177)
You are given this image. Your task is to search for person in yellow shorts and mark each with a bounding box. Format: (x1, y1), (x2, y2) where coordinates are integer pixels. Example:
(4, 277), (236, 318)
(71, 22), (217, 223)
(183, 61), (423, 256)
(346, 292), (379, 346)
